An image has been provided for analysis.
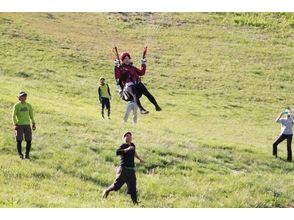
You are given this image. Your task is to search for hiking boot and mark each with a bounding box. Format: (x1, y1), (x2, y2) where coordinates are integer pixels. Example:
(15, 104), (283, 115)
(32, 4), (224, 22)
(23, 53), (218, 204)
(102, 189), (109, 199)
(19, 154), (24, 160)
(133, 200), (139, 205)
(155, 106), (162, 111)
(25, 154), (30, 160)
(140, 109), (149, 114)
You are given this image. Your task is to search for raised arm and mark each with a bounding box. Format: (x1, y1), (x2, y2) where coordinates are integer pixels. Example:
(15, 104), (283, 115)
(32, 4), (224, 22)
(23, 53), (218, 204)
(275, 111), (283, 122)
(288, 107), (294, 122)
(114, 66), (124, 91)
(114, 65), (122, 81)
(133, 63), (146, 76)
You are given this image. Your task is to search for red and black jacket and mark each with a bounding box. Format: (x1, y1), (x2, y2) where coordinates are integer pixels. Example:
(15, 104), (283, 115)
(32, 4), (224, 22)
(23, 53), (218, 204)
(114, 63), (146, 89)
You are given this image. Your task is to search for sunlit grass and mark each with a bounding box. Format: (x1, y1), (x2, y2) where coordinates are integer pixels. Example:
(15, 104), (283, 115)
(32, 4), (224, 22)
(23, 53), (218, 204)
(0, 13), (293, 207)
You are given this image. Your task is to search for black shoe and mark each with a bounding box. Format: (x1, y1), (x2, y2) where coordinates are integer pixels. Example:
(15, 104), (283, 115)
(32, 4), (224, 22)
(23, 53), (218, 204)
(155, 106), (162, 111)
(25, 154), (30, 160)
(19, 154), (24, 160)
(140, 109), (149, 114)
(287, 159), (292, 162)
(102, 190), (109, 199)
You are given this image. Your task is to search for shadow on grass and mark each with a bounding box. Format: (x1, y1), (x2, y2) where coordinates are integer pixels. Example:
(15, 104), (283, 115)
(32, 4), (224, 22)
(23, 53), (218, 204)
(56, 165), (110, 188)
(0, 146), (15, 154)
(146, 143), (294, 176)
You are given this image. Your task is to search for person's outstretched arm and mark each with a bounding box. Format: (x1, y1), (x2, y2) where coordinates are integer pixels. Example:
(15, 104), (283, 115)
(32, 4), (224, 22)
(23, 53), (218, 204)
(275, 111), (283, 122)
(135, 152), (145, 163)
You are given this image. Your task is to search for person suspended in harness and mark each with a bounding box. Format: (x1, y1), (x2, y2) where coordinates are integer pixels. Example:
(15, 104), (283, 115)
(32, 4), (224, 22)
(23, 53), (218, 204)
(114, 51), (161, 114)
(98, 77), (111, 119)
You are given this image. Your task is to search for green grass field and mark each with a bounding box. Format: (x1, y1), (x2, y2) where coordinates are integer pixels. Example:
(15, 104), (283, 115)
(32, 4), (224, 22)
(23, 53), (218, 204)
(0, 12), (293, 207)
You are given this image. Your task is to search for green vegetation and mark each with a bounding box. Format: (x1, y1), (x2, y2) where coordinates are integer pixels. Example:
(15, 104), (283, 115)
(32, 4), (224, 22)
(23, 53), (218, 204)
(0, 13), (293, 207)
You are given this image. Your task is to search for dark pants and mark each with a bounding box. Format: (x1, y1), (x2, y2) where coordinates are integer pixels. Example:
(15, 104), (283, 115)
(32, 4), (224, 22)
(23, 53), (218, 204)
(15, 125), (32, 156)
(273, 134), (292, 161)
(101, 97), (110, 117)
(16, 125), (32, 142)
(106, 166), (138, 204)
(124, 85), (146, 112)
(135, 82), (160, 109)
(17, 141), (31, 157)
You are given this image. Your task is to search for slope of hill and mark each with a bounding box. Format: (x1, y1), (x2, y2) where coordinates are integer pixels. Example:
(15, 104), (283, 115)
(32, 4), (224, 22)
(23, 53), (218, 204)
(0, 13), (293, 207)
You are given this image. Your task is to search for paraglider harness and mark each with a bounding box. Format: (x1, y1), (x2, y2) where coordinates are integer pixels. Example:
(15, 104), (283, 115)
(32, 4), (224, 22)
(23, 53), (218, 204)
(113, 46), (147, 102)
(118, 68), (143, 102)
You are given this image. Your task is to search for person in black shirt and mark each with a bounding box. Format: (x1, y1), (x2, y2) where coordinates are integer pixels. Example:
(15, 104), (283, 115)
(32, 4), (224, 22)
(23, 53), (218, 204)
(102, 132), (145, 204)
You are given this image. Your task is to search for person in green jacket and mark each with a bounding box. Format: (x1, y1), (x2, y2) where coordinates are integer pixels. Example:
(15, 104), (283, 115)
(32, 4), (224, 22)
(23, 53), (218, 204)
(12, 91), (36, 160)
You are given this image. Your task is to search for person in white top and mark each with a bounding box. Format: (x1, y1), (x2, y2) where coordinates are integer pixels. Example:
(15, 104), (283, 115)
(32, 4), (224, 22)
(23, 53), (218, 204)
(123, 100), (138, 124)
(273, 107), (293, 162)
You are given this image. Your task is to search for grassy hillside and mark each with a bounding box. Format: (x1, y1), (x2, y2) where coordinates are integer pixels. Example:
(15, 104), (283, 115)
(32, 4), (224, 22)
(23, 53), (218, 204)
(0, 12), (293, 207)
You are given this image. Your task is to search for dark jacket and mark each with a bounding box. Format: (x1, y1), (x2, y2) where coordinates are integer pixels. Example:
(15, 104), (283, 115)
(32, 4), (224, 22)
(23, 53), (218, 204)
(116, 143), (136, 168)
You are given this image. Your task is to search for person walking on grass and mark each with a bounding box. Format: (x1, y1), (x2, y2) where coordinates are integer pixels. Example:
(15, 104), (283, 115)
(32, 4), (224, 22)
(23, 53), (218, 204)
(273, 107), (293, 162)
(102, 132), (145, 205)
(123, 99), (138, 124)
(12, 91), (36, 160)
(98, 77), (111, 119)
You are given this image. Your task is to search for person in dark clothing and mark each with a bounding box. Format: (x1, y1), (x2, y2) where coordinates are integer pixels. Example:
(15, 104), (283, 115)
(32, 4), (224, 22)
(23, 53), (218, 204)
(102, 132), (145, 204)
(98, 77), (111, 119)
(114, 52), (161, 114)
(273, 107), (293, 162)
